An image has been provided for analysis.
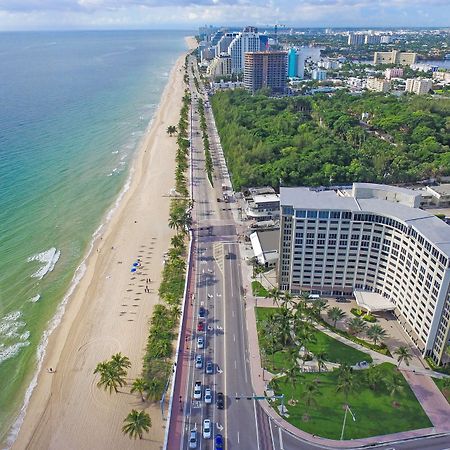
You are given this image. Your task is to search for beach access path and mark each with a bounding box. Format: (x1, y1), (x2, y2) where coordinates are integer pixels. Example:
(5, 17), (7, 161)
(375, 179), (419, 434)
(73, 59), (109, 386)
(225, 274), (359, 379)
(12, 38), (196, 450)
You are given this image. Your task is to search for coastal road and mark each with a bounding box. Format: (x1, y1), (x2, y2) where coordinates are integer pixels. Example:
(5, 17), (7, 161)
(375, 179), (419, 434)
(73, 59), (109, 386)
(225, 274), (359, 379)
(168, 55), (450, 450)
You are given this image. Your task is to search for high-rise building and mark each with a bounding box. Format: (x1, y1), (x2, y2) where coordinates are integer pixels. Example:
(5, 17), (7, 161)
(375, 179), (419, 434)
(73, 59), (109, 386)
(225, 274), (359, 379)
(278, 183), (450, 365)
(366, 77), (391, 92)
(374, 50), (417, 66)
(288, 48), (298, 78)
(207, 54), (232, 78)
(405, 78), (433, 95)
(365, 34), (381, 45)
(348, 32), (365, 46)
(380, 35), (391, 44)
(228, 27), (261, 74)
(244, 51), (287, 94)
(216, 32), (239, 55)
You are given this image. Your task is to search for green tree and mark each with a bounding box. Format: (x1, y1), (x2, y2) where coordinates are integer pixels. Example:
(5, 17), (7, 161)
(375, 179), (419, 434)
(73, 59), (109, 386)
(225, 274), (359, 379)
(303, 380), (320, 415)
(167, 125), (177, 136)
(336, 364), (358, 404)
(387, 372), (405, 405)
(327, 306), (346, 327)
(268, 288), (283, 307)
(284, 365), (302, 403)
(122, 410), (152, 439)
(367, 324), (387, 346)
(347, 317), (367, 336)
(110, 353), (131, 376)
(131, 378), (149, 402)
(315, 352), (328, 373)
(365, 365), (385, 391)
(95, 361), (126, 394)
(394, 346), (413, 369)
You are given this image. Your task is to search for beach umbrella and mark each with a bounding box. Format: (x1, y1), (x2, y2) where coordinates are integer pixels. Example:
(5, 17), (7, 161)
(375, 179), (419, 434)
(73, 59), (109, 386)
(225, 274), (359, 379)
(131, 268), (137, 272)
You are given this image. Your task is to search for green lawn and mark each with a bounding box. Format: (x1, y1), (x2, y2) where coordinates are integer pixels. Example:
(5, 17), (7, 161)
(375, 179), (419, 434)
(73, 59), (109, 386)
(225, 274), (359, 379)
(255, 307), (372, 371)
(252, 280), (269, 297)
(272, 363), (431, 439)
(432, 377), (450, 404)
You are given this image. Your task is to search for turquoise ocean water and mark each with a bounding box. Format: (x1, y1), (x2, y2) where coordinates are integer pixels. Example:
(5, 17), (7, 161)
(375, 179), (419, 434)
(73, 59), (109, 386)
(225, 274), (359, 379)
(0, 30), (188, 445)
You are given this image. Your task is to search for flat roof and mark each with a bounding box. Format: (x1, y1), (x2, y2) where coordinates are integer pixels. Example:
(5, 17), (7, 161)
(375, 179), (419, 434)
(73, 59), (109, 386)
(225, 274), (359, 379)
(253, 194), (280, 204)
(280, 184), (450, 257)
(428, 184), (450, 197)
(354, 290), (395, 312)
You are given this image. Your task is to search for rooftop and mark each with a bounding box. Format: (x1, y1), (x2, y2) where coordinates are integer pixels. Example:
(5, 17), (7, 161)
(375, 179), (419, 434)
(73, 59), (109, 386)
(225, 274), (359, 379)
(252, 194), (280, 204)
(280, 184), (450, 257)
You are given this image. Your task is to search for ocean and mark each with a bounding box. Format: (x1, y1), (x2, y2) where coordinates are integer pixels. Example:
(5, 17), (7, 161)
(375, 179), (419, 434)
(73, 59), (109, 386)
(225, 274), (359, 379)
(0, 30), (188, 445)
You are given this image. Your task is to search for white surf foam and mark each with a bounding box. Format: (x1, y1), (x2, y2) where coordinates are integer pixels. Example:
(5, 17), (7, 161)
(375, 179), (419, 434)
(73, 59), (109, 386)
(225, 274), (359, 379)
(29, 294), (41, 303)
(0, 311), (30, 364)
(27, 248), (61, 280)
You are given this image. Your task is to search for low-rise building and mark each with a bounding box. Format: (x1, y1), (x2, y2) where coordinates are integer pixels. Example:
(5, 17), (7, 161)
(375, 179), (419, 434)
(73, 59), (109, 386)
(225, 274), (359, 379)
(373, 50), (417, 66)
(246, 192), (280, 222)
(311, 69), (327, 81)
(250, 229), (280, 268)
(366, 77), (391, 92)
(405, 78), (433, 95)
(425, 185), (450, 208)
(433, 71), (450, 84)
(385, 67), (404, 80)
(207, 53), (232, 78)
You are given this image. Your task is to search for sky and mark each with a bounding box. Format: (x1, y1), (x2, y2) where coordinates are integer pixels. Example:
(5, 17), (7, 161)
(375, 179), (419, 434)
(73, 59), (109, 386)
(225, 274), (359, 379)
(0, 0), (449, 31)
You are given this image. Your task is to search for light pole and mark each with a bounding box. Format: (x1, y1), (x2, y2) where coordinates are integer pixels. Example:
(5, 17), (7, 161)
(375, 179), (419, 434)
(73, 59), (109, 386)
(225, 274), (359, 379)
(340, 404), (356, 440)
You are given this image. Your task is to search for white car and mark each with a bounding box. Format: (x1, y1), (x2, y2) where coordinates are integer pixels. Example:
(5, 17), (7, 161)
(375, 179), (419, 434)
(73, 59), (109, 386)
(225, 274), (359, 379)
(204, 387), (212, 404)
(189, 430), (197, 448)
(197, 336), (204, 349)
(195, 354), (203, 369)
(203, 419), (211, 439)
(193, 381), (202, 400)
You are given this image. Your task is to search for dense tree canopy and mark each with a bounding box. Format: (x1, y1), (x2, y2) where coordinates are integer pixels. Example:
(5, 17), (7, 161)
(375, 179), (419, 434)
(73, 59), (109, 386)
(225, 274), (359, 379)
(210, 90), (450, 191)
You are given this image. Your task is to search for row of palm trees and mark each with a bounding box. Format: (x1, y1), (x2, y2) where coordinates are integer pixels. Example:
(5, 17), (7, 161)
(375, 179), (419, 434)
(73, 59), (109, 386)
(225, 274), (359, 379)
(197, 98), (214, 184)
(94, 353), (153, 439)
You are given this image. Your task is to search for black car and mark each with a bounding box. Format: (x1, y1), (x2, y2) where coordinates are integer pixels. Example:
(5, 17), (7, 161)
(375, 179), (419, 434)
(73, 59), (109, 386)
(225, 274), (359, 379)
(216, 392), (224, 409)
(198, 306), (206, 318)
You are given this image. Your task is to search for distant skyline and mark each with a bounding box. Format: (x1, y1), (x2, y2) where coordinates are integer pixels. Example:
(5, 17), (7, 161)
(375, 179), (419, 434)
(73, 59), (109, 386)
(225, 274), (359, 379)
(0, 0), (449, 31)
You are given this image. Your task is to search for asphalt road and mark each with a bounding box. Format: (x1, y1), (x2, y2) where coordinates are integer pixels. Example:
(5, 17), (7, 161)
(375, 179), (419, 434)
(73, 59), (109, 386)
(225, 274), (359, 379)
(171, 55), (450, 450)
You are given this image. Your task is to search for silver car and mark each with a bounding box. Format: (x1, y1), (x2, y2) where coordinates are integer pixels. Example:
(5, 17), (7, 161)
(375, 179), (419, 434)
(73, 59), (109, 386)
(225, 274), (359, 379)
(193, 381), (202, 400)
(197, 336), (204, 349)
(204, 387), (212, 404)
(189, 430), (197, 448)
(195, 354), (203, 369)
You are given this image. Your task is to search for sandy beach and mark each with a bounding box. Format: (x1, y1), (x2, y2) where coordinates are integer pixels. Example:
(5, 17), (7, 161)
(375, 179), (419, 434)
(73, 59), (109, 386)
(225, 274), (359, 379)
(11, 36), (197, 450)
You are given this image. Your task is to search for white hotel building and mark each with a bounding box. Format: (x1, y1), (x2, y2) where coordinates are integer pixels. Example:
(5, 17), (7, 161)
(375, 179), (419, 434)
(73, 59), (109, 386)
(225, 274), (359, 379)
(279, 183), (450, 365)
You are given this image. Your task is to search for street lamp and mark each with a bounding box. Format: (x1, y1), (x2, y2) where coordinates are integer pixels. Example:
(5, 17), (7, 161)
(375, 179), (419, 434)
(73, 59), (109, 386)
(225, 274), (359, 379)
(340, 404), (356, 440)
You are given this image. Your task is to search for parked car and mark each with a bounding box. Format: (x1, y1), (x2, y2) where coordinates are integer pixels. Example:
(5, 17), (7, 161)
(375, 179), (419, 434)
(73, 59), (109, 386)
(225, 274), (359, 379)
(198, 306), (206, 318)
(197, 321), (204, 332)
(204, 387), (212, 404)
(205, 360), (214, 374)
(189, 430), (198, 448)
(203, 419), (212, 439)
(216, 392), (224, 409)
(197, 336), (204, 349)
(195, 354), (203, 369)
(215, 434), (224, 449)
(193, 381), (202, 400)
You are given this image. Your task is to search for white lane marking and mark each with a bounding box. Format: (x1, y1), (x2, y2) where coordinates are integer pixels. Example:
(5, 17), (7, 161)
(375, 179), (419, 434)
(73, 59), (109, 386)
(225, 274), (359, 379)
(278, 426), (284, 450)
(232, 310), (235, 317)
(234, 360), (237, 369)
(268, 418), (275, 450)
(237, 431), (240, 444)
(253, 399), (261, 450)
(233, 334), (236, 342)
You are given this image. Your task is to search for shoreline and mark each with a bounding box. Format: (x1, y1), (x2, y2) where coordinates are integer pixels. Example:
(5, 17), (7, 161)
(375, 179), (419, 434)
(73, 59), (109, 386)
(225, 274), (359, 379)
(9, 36), (197, 450)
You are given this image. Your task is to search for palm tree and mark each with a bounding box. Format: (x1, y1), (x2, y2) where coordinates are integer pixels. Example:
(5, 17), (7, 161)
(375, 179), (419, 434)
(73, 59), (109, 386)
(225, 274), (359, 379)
(284, 364), (302, 403)
(268, 288), (283, 307)
(122, 409), (152, 439)
(96, 362), (126, 393)
(347, 317), (367, 336)
(94, 360), (110, 376)
(303, 380), (320, 415)
(367, 324), (387, 346)
(315, 352), (327, 373)
(274, 308), (292, 347)
(365, 365), (385, 391)
(131, 378), (150, 402)
(280, 292), (294, 310)
(394, 346), (413, 368)
(111, 353), (131, 375)
(336, 364), (357, 404)
(166, 125), (177, 136)
(146, 378), (163, 401)
(327, 306), (346, 328)
(295, 322), (317, 359)
(311, 299), (328, 318)
(171, 234), (185, 250)
(386, 372), (405, 406)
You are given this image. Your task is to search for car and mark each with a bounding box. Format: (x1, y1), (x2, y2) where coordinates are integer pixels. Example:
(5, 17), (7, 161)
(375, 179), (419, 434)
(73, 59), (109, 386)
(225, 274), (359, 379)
(198, 306), (206, 318)
(189, 430), (197, 448)
(202, 419), (211, 439)
(197, 336), (204, 349)
(215, 434), (224, 449)
(205, 360), (214, 374)
(193, 381), (202, 400)
(216, 392), (224, 409)
(204, 387), (212, 404)
(336, 297), (350, 303)
(197, 321), (204, 332)
(195, 354), (203, 369)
